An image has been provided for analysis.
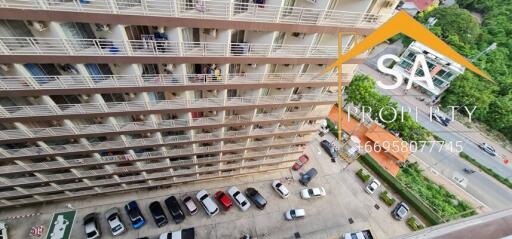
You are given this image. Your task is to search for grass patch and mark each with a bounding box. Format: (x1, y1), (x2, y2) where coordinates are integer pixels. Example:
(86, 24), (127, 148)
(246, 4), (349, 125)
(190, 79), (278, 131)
(359, 154), (442, 225)
(398, 162), (476, 220)
(406, 217), (425, 231)
(379, 191), (396, 207)
(356, 168), (371, 183)
(459, 152), (512, 189)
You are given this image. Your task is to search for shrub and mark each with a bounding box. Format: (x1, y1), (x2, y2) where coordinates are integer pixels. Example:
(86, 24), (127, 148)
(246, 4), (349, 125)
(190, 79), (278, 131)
(459, 152), (512, 189)
(407, 217), (425, 231)
(359, 154), (442, 225)
(356, 168), (371, 183)
(379, 191), (396, 206)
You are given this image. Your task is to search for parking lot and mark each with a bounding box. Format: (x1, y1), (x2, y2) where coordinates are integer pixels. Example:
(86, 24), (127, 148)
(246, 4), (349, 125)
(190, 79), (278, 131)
(2, 134), (411, 239)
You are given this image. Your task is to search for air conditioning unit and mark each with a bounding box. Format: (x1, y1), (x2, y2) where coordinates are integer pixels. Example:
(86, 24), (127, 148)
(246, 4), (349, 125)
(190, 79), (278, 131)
(28, 21), (48, 32)
(95, 23), (110, 32)
(0, 64), (9, 71)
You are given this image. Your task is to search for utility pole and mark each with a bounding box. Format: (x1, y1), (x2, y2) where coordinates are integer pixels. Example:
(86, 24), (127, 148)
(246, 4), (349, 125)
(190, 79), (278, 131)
(471, 42), (497, 62)
(337, 32), (343, 142)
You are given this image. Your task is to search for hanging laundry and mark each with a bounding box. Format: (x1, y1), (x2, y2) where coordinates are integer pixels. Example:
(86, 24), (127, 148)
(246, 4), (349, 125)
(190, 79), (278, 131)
(196, 0), (206, 12)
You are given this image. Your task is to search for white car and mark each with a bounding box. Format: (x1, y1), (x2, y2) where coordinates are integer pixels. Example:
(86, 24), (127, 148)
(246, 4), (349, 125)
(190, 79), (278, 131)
(104, 207), (126, 236)
(365, 179), (381, 194)
(271, 180), (289, 198)
(196, 190), (219, 217)
(300, 187), (326, 199)
(0, 221), (7, 239)
(284, 209), (306, 220)
(227, 186), (251, 211)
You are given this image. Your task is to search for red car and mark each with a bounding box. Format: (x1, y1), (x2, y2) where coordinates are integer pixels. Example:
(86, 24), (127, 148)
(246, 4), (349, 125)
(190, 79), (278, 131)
(214, 191), (233, 211)
(292, 154), (310, 170)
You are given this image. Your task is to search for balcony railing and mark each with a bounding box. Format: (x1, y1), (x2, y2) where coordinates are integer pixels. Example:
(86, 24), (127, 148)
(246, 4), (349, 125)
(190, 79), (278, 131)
(0, 94), (336, 119)
(0, 153), (299, 199)
(0, 73), (350, 91)
(0, 143), (302, 182)
(0, 136), (308, 187)
(0, 0), (391, 29)
(0, 37), (343, 58)
(0, 125), (314, 159)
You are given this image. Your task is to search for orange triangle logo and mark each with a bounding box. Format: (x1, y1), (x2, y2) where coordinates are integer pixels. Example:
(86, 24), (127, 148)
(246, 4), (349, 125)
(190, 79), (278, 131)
(324, 10), (491, 81)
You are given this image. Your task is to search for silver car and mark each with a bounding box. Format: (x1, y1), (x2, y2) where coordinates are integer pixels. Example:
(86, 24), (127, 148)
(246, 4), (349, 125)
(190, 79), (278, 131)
(104, 208), (126, 236)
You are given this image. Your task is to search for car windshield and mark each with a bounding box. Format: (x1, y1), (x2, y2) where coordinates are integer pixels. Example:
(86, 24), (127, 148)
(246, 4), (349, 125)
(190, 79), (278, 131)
(290, 210), (296, 217)
(108, 214), (117, 221)
(308, 189), (314, 195)
(200, 194), (208, 200)
(86, 231), (97, 238)
(276, 182), (282, 188)
(241, 201), (247, 206)
(113, 224), (122, 232)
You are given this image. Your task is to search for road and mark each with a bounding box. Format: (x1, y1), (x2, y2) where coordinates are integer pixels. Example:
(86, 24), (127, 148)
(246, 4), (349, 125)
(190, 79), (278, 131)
(356, 63), (512, 210)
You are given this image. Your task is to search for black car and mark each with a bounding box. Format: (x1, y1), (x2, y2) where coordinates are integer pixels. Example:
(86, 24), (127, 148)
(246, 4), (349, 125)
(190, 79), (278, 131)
(149, 201), (168, 227)
(245, 187), (267, 210)
(164, 196), (186, 223)
(320, 140), (338, 161)
(299, 168), (318, 186)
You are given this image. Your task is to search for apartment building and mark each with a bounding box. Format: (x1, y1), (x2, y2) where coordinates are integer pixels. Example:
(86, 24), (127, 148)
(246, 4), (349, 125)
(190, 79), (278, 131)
(393, 41), (465, 97)
(0, 0), (399, 208)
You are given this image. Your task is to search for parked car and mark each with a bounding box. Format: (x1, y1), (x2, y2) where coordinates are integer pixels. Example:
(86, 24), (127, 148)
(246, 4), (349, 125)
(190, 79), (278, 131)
(164, 196), (185, 223)
(124, 201), (146, 229)
(478, 143), (497, 157)
(196, 190), (219, 217)
(431, 112), (451, 127)
(299, 168), (318, 186)
(159, 227), (195, 239)
(245, 187), (267, 210)
(214, 191), (233, 211)
(300, 187), (326, 199)
(292, 154), (310, 170)
(392, 202), (409, 220)
(227, 186), (251, 211)
(0, 221), (7, 239)
(182, 195), (198, 216)
(83, 213), (101, 239)
(149, 201), (168, 227)
(271, 180), (289, 198)
(284, 209), (306, 220)
(343, 229), (374, 239)
(104, 207), (126, 236)
(320, 140), (339, 162)
(365, 179), (381, 194)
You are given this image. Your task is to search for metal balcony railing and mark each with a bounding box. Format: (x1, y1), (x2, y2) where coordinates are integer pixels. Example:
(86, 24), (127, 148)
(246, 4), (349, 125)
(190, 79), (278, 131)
(0, 126), (314, 159)
(0, 37), (344, 58)
(0, 94), (336, 119)
(0, 153), (299, 199)
(0, 73), (348, 91)
(0, 0), (391, 29)
(0, 137), (307, 187)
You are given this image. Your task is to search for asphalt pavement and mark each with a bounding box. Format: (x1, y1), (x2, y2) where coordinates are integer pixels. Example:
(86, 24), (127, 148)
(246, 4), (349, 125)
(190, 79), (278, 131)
(356, 63), (512, 210)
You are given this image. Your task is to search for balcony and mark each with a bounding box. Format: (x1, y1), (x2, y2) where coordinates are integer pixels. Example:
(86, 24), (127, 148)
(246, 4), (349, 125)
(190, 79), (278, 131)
(0, 126), (314, 159)
(0, 154), (298, 200)
(0, 94), (336, 120)
(0, 73), (348, 92)
(0, 144), (302, 177)
(0, 37), (342, 58)
(0, 0), (391, 29)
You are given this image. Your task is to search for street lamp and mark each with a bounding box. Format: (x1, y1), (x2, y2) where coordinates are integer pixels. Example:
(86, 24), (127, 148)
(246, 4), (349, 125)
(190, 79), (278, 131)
(471, 42), (497, 62)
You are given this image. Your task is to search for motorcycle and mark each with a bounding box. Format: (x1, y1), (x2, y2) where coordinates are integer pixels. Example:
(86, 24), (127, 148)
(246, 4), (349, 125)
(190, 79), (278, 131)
(463, 168), (476, 174)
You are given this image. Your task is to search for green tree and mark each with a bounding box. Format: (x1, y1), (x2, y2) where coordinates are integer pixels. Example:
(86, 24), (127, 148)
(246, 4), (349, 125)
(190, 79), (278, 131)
(485, 94), (512, 131)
